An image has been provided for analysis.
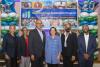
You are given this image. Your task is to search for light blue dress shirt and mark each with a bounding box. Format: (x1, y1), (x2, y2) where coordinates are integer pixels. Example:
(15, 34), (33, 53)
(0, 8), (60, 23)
(45, 35), (62, 64)
(37, 28), (43, 41)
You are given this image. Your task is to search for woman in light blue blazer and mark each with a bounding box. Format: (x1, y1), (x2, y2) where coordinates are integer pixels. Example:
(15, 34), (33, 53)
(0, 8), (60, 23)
(45, 27), (62, 67)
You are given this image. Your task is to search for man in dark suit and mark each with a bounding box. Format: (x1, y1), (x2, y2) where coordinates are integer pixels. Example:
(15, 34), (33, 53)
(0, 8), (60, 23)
(29, 19), (46, 67)
(61, 23), (78, 67)
(2, 25), (18, 67)
(78, 25), (96, 67)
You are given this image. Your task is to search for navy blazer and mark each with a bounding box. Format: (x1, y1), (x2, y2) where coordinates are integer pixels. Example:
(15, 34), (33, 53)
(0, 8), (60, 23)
(78, 34), (96, 60)
(28, 29), (46, 59)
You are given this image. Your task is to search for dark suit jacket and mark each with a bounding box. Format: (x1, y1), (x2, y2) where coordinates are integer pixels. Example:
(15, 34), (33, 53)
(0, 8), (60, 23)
(28, 29), (46, 59)
(2, 33), (18, 58)
(61, 32), (78, 58)
(78, 34), (96, 60)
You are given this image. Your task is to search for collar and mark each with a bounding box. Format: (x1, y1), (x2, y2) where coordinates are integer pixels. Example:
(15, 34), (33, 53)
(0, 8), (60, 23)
(84, 33), (89, 36)
(50, 35), (57, 39)
(64, 31), (72, 35)
(36, 28), (42, 32)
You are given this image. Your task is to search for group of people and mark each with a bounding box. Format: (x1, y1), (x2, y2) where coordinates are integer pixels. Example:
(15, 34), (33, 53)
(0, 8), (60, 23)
(2, 19), (97, 67)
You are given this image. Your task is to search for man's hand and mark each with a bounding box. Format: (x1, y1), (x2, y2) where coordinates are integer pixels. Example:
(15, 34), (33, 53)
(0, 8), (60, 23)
(71, 56), (76, 61)
(31, 55), (35, 61)
(17, 59), (21, 64)
(84, 53), (90, 60)
(5, 54), (10, 60)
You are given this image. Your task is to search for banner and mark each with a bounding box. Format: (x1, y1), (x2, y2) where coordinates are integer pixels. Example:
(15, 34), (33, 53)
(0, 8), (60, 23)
(21, 9), (77, 19)
(21, 0), (78, 29)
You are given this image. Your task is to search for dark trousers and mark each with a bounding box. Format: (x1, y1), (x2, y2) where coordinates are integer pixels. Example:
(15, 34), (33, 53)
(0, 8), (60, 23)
(6, 58), (17, 67)
(63, 56), (73, 67)
(79, 59), (93, 67)
(48, 64), (58, 67)
(31, 57), (43, 67)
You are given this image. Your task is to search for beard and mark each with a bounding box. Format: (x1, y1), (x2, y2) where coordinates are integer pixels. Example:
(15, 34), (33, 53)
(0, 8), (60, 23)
(83, 30), (89, 34)
(65, 28), (71, 32)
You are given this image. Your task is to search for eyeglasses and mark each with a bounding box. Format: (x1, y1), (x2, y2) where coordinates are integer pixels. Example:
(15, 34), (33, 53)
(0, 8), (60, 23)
(36, 23), (42, 24)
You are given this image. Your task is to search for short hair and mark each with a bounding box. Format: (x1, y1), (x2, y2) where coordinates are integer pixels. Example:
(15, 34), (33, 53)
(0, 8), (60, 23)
(49, 27), (58, 35)
(35, 19), (42, 24)
(9, 25), (16, 29)
(63, 22), (71, 26)
(82, 25), (89, 29)
(22, 27), (28, 31)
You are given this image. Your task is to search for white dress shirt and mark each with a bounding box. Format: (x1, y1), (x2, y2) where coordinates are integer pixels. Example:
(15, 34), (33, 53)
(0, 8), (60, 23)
(84, 34), (89, 52)
(64, 31), (71, 47)
(37, 28), (43, 41)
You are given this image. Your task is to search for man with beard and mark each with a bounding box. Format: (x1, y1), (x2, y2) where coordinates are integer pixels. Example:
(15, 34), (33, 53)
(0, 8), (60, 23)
(78, 25), (96, 67)
(61, 22), (78, 67)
